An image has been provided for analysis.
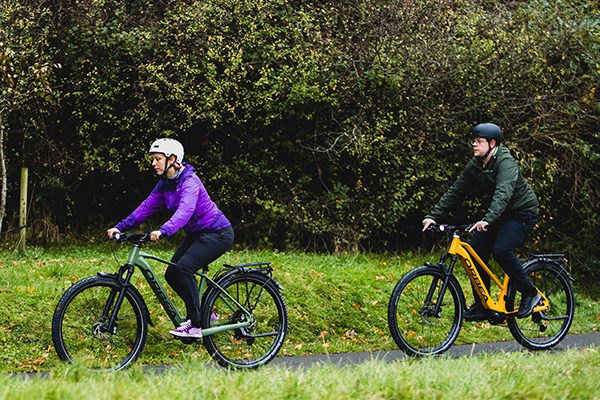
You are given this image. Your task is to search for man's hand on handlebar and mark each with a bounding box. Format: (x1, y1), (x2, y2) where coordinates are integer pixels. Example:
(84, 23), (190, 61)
(469, 221), (489, 232)
(422, 218), (436, 232)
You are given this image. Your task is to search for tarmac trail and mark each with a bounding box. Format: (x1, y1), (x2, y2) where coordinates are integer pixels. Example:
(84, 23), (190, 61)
(268, 333), (600, 368)
(10, 333), (599, 378)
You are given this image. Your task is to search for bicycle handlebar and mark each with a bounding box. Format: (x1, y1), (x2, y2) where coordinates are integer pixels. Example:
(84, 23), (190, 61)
(427, 223), (474, 234)
(110, 232), (152, 244)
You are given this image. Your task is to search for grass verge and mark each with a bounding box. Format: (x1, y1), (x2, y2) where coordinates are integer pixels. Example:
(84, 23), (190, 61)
(1, 243), (598, 374)
(3, 347), (600, 399)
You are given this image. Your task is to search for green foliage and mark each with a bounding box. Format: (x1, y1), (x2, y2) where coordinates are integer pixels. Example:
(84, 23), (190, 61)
(0, 0), (598, 279)
(0, 0), (58, 234)
(0, 1), (56, 110)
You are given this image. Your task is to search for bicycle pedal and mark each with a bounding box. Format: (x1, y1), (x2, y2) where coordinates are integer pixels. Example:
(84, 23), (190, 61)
(178, 337), (199, 345)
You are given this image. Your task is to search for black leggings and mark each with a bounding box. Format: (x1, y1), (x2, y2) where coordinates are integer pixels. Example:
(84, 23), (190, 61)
(165, 226), (234, 327)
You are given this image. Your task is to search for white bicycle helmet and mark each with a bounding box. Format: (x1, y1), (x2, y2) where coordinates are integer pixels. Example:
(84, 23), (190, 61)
(148, 138), (184, 164)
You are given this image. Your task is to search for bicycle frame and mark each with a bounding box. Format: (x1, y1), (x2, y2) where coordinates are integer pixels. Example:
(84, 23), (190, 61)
(114, 241), (255, 337)
(445, 231), (550, 315)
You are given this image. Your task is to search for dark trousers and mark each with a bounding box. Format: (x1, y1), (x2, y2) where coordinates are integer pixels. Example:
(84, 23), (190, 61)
(469, 211), (539, 303)
(165, 226), (234, 327)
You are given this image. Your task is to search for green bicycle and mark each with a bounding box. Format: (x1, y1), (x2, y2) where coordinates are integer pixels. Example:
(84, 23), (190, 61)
(51, 233), (288, 370)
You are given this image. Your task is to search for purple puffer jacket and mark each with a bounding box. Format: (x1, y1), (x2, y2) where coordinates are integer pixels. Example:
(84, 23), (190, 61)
(114, 162), (231, 236)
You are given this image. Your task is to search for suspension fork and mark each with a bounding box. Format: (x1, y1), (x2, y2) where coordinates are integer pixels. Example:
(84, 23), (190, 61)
(426, 255), (457, 316)
(101, 263), (136, 333)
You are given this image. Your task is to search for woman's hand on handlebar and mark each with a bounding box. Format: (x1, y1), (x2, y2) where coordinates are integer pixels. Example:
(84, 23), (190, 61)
(150, 230), (162, 242)
(107, 228), (120, 240)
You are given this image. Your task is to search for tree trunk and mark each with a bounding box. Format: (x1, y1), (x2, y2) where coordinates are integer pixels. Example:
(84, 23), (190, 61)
(0, 114), (6, 233)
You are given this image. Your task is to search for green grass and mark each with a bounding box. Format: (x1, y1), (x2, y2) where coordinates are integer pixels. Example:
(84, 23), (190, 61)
(3, 348), (599, 399)
(1, 243), (599, 375)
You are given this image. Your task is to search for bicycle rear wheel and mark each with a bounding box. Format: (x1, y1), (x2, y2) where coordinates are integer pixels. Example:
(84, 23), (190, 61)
(201, 272), (288, 368)
(388, 265), (464, 356)
(51, 275), (149, 371)
(507, 260), (575, 350)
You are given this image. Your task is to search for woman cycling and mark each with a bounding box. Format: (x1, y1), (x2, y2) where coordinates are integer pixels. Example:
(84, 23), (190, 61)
(422, 123), (540, 321)
(107, 138), (234, 339)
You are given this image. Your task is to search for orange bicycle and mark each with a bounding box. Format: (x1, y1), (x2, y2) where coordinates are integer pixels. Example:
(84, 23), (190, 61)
(387, 223), (575, 356)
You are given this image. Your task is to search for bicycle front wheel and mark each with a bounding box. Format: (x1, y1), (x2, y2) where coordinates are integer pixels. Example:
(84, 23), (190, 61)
(201, 272), (288, 369)
(51, 275), (149, 371)
(388, 266), (464, 356)
(507, 260), (575, 350)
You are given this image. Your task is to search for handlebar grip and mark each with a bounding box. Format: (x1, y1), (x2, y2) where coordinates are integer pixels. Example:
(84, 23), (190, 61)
(426, 223), (445, 232)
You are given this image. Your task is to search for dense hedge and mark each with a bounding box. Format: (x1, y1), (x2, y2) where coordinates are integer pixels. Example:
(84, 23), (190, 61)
(1, 0), (598, 278)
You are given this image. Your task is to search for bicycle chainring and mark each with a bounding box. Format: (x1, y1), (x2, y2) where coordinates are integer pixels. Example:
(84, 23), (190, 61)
(487, 312), (506, 325)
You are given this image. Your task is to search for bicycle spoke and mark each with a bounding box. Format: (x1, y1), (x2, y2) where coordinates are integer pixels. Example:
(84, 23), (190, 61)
(52, 276), (148, 371)
(388, 266), (462, 356)
(202, 273), (287, 368)
(507, 261), (574, 350)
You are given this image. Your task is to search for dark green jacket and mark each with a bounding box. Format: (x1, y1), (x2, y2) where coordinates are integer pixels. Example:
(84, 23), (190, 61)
(426, 147), (539, 224)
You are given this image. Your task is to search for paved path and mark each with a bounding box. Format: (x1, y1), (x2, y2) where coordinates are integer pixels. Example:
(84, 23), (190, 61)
(11, 333), (599, 378)
(268, 333), (600, 368)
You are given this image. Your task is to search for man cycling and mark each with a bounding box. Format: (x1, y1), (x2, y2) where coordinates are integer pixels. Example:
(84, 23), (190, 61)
(422, 123), (541, 321)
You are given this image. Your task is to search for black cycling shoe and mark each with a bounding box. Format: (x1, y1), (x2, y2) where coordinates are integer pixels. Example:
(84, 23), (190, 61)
(516, 292), (542, 318)
(463, 303), (491, 322)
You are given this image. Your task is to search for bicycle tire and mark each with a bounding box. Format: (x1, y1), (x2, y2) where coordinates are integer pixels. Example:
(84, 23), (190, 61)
(388, 265), (464, 356)
(506, 260), (575, 350)
(51, 275), (149, 371)
(201, 272), (288, 369)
